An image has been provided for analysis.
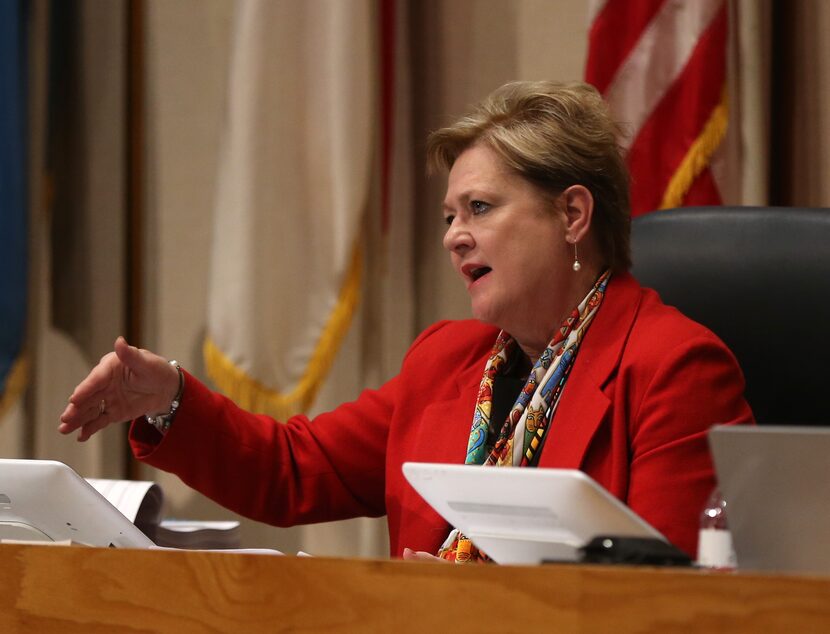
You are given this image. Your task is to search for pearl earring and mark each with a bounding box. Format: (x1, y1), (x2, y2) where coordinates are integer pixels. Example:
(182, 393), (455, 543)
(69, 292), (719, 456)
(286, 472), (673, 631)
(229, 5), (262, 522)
(572, 241), (581, 272)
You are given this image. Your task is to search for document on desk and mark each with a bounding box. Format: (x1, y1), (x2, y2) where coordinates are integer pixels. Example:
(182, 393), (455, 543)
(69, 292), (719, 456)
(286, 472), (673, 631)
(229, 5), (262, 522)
(85, 479), (311, 554)
(86, 478), (162, 525)
(86, 478), (241, 549)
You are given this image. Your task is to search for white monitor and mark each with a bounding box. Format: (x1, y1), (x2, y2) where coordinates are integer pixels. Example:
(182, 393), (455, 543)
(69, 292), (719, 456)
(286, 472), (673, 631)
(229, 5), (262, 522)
(0, 458), (155, 548)
(403, 462), (664, 565)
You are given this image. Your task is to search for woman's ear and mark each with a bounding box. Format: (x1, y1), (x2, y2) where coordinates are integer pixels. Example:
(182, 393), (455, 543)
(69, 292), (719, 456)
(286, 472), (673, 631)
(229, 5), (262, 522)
(561, 184), (594, 243)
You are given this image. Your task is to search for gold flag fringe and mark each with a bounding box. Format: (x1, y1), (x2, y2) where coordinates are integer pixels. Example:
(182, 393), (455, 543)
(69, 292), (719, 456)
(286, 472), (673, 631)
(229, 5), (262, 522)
(660, 85), (729, 210)
(203, 240), (363, 421)
(0, 354), (29, 422)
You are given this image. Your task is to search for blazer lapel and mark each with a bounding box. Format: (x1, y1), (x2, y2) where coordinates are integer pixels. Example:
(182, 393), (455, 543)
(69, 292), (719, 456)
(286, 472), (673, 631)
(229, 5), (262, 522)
(539, 272), (643, 469)
(408, 356), (484, 465)
(399, 351), (486, 550)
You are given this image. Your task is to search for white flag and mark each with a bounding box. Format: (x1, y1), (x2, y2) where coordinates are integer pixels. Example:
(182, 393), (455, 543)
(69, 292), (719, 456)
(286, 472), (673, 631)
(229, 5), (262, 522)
(204, 0), (375, 419)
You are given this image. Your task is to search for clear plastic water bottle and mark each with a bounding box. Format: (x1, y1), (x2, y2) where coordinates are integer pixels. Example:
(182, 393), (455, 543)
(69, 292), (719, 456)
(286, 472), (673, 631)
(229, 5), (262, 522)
(697, 488), (737, 569)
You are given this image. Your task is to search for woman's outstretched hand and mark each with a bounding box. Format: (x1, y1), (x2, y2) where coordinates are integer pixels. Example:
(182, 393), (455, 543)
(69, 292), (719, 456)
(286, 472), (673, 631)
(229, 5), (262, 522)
(58, 337), (180, 442)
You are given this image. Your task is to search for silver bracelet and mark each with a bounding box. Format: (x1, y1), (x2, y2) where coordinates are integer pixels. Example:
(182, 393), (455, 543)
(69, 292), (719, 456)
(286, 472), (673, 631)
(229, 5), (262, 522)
(145, 360), (184, 434)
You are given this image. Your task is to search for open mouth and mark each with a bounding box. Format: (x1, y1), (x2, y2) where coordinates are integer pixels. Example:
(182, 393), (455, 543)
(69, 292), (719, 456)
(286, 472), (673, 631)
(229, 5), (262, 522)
(470, 266), (492, 281)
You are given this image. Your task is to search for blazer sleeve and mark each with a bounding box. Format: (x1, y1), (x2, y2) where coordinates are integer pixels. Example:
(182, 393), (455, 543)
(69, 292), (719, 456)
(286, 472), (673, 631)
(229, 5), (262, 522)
(129, 371), (398, 527)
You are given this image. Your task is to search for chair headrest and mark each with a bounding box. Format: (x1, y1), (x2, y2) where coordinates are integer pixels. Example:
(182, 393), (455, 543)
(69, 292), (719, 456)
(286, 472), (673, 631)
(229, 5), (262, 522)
(631, 206), (830, 425)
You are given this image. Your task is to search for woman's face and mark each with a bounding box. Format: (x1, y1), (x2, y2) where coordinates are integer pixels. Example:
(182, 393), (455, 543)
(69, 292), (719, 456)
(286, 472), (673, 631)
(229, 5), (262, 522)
(442, 143), (575, 354)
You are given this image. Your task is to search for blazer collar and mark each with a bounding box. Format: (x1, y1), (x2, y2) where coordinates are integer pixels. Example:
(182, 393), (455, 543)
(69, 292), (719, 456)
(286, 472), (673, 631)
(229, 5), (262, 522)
(539, 271), (643, 468)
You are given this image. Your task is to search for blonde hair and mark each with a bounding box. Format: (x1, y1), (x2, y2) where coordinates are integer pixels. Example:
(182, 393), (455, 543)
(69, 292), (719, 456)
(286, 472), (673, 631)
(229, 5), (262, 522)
(427, 80), (631, 271)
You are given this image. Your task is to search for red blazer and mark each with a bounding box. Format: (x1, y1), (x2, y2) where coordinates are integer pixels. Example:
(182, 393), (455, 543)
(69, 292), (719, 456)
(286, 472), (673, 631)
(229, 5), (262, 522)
(130, 272), (753, 557)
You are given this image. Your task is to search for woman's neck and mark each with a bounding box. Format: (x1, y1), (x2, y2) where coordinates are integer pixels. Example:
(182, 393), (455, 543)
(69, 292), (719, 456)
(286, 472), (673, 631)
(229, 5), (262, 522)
(514, 263), (604, 364)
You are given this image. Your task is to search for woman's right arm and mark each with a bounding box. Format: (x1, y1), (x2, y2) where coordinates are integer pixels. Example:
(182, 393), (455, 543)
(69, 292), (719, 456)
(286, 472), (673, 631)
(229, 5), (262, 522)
(127, 367), (397, 527)
(60, 333), (397, 525)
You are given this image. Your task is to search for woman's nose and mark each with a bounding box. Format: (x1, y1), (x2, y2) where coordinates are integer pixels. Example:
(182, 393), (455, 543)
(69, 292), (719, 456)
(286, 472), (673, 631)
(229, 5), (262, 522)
(443, 221), (474, 253)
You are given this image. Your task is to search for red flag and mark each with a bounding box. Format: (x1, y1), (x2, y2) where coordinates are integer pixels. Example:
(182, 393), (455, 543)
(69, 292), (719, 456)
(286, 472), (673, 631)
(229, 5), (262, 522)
(586, 0), (728, 217)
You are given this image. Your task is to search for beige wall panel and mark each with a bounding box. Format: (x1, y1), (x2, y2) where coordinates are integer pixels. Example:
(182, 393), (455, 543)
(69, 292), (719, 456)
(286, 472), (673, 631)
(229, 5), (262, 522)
(81, 0), (128, 362)
(142, 0), (230, 362)
(734, 0), (771, 205)
(784, 1), (830, 206)
(411, 0), (520, 331)
(516, 0), (588, 82)
(32, 0), (126, 478)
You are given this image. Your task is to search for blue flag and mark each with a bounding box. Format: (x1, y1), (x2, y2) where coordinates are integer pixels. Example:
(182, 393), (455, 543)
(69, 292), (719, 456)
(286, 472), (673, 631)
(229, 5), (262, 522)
(0, 0), (28, 411)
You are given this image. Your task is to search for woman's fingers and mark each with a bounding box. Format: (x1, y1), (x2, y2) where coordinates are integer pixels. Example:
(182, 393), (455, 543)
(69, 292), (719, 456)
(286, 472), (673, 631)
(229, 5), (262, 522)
(60, 343), (124, 436)
(60, 381), (107, 428)
(75, 415), (113, 443)
(113, 336), (147, 373)
(59, 391), (112, 435)
(402, 548), (447, 562)
(67, 338), (143, 408)
(67, 355), (116, 406)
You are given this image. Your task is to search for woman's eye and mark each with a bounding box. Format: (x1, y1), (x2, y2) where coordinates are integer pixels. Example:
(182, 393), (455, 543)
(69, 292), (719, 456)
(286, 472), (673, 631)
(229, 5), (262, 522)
(470, 200), (490, 214)
(444, 214), (455, 226)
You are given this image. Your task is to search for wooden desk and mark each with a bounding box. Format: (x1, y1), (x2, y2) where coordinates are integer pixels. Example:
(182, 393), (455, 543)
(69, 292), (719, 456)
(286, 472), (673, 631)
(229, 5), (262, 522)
(2, 543), (829, 632)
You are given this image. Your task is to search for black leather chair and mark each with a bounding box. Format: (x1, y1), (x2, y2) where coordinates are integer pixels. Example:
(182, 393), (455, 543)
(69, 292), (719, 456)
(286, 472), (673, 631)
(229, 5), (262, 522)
(630, 207), (830, 425)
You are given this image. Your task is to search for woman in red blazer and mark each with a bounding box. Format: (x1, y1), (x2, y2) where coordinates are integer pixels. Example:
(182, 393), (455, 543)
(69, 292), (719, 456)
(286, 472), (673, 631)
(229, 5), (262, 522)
(59, 81), (753, 560)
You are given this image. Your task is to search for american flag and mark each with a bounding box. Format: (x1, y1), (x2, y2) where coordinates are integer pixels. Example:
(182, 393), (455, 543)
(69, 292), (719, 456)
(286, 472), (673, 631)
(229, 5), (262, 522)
(586, 0), (728, 217)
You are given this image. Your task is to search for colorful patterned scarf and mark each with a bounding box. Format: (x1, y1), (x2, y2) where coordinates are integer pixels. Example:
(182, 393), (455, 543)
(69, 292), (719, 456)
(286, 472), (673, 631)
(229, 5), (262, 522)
(437, 270), (611, 562)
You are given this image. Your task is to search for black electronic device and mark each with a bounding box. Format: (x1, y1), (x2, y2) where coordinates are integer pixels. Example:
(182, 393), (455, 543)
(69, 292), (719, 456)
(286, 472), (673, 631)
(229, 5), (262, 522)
(578, 536), (692, 567)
